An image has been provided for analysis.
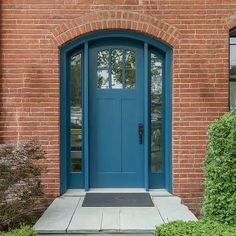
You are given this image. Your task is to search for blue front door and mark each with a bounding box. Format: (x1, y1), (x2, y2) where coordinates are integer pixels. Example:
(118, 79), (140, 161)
(89, 39), (144, 187)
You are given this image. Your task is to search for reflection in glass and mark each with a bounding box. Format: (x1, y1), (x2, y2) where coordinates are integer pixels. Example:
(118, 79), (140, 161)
(96, 49), (136, 89)
(230, 45), (236, 68)
(125, 50), (136, 88)
(151, 53), (163, 173)
(97, 70), (109, 89)
(112, 49), (123, 69)
(111, 49), (123, 88)
(111, 68), (123, 88)
(230, 82), (236, 111)
(97, 50), (109, 69)
(125, 69), (135, 88)
(230, 33), (236, 110)
(70, 53), (82, 172)
(230, 28), (236, 44)
(125, 50), (135, 69)
(230, 44), (236, 84)
(230, 37), (236, 44)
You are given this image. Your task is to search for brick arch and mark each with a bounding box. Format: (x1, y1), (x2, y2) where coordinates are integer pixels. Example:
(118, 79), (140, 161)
(226, 14), (236, 31)
(50, 10), (181, 48)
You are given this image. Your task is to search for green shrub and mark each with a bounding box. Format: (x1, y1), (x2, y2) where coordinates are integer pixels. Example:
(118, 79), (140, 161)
(0, 140), (47, 231)
(0, 226), (38, 236)
(203, 111), (236, 225)
(154, 220), (236, 236)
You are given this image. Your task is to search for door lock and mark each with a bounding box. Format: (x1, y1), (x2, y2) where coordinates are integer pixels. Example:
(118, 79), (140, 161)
(138, 123), (144, 144)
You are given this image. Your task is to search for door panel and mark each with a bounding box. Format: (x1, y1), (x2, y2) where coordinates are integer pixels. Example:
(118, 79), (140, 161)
(89, 39), (144, 187)
(95, 98), (120, 173)
(122, 98), (141, 173)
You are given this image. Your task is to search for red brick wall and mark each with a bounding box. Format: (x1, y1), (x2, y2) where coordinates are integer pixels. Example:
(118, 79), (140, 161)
(1, 0), (236, 216)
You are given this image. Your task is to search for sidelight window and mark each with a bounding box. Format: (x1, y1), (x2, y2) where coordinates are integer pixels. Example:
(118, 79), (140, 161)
(150, 52), (163, 173)
(70, 52), (83, 172)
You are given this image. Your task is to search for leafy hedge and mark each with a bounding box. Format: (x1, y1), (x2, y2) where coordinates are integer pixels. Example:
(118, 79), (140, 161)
(154, 220), (236, 236)
(0, 140), (47, 231)
(0, 226), (38, 236)
(203, 111), (236, 225)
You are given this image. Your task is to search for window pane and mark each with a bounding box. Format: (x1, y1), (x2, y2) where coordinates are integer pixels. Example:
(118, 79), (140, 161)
(230, 34), (236, 110)
(151, 53), (163, 173)
(111, 49), (123, 88)
(70, 53), (82, 172)
(125, 50), (135, 69)
(230, 82), (236, 111)
(230, 27), (236, 43)
(125, 50), (136, 88)
(97, 50), (109, 69)
(230, 45), (236, 81)
(230, 38), (236, 44)
(112, 49), (123, 68)
(97, 70), (109, 89)
(125, 69), (135, 88)
(111, 68), (123, 88)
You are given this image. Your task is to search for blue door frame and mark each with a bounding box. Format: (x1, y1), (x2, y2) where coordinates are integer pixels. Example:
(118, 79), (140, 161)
(60, 30), (172, 194)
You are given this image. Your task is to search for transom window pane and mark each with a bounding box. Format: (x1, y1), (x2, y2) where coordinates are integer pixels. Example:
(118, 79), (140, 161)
(70, 53), (82, 172)
(230, 28), (236, 111)
(96, 49), (136, 89)
(150, 52), (163, 173)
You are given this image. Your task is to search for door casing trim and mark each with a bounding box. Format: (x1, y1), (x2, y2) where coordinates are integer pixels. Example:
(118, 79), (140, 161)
(60, 30), (172, 194)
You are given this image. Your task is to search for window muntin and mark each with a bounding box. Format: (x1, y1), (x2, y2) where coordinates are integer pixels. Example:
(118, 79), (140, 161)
(97, 49), (136, 89)
(230, 28), (236, 111)
(150, 52), (163, 173)
(70, 52), (82, 172)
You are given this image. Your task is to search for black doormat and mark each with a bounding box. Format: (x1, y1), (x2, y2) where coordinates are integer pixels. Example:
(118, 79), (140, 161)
(82, 193), (154, 207)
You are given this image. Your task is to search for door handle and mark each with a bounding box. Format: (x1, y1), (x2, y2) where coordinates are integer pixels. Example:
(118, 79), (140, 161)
(138, 123), (144, 144)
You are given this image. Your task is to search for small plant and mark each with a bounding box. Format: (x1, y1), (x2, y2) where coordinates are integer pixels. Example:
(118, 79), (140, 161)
(154, 220), (236, 236)
(0, 226), (38, 236)
(0, 140), (47, 231)
(203, 111), (236, 225)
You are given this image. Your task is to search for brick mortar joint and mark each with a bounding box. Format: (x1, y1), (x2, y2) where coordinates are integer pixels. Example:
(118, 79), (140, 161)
(48, 9), (181, 47)
(61, 19), (179, 39)
(224, 12), (236, 30)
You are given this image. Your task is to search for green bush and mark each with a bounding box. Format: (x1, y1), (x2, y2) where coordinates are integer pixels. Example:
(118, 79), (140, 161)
(154, 220), (236, 236)
(203, 111), (236, 225)
(0, 140), (47, 231)
(0, 226), (38, 236)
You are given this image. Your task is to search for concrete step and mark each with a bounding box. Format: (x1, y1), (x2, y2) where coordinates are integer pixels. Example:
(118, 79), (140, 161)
(34, 193), (197, 236)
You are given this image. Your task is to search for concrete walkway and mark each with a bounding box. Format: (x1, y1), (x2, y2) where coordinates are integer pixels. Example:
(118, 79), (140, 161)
(34, 190), (197, 236)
